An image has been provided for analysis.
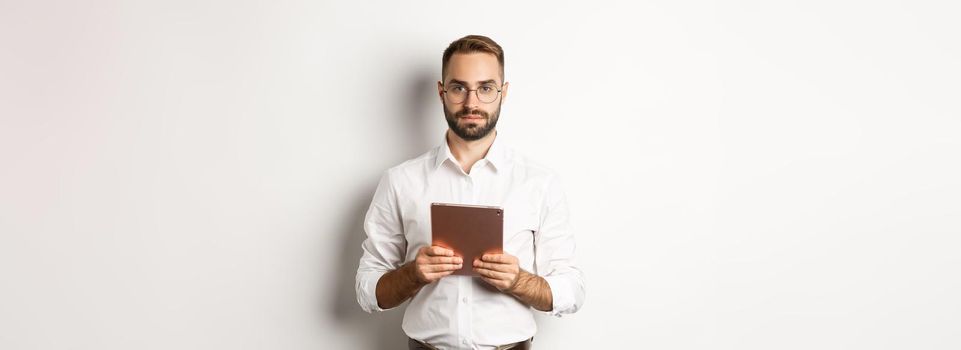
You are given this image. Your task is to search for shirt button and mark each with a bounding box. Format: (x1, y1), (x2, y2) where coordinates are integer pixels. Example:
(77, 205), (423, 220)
(462, 339), (469, 345)
(462, 297), (468, 303)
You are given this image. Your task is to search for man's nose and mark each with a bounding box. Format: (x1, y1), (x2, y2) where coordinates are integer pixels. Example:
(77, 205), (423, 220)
(463, 90), (480, 110)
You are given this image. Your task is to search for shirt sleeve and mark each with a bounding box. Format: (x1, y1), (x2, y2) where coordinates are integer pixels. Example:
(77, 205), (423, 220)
(534, 174), (586, 317)
(355, 170), (408, 313)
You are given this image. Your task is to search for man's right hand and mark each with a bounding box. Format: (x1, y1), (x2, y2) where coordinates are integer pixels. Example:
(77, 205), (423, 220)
(376, 246), (462, 309)
(408, 246), (463, 284)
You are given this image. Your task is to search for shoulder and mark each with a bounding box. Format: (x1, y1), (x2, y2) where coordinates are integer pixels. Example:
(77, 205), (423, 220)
(508, 149), (561, 185)
(380, 147), (439, 185)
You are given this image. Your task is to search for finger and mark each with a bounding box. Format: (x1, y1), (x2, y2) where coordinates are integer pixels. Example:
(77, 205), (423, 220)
(474, 267), (493, 279)
(429, 256), (463, 265)
(427, 263), (462, 273)
(481, 254), (515, 264)
(475, 267), (512, 281)
(429, 246), (454, 257)
(473, 258), (496, 267)
(473, 260), (513, 273)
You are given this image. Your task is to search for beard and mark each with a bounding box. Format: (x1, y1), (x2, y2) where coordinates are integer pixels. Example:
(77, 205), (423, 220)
(443, 101), (501, 141)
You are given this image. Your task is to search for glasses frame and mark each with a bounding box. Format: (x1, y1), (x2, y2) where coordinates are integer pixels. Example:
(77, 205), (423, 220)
(441, 82), (504, 104)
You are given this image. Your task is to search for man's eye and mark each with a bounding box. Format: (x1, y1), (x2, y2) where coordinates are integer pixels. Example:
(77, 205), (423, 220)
(450, 86), (466, 92)
(480, 86), (495, 93)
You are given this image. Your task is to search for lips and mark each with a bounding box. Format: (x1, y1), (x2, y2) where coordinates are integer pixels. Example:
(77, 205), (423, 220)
(461, 114), (484, 120)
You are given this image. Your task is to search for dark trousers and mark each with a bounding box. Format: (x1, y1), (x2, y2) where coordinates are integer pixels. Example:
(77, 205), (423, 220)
(408, 337), (532, 350)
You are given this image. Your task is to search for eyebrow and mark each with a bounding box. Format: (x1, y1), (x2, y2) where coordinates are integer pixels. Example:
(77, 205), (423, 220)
(448, 79), (499, 86)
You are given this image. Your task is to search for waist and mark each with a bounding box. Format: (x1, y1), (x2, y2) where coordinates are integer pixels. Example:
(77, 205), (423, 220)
(408, 337), (533, 350)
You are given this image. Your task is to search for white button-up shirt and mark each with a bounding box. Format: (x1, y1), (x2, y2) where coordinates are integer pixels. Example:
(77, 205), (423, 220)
(355, 132), (586, 350)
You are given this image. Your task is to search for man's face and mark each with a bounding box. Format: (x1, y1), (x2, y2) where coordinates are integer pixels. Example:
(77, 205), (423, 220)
(438, 52), (509, 141)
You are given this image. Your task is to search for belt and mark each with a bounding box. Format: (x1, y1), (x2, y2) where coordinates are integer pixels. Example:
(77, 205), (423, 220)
(408, 337), (532, 350)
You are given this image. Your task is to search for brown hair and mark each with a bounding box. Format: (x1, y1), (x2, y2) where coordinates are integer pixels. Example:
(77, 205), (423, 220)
(441, 35), (505, 83)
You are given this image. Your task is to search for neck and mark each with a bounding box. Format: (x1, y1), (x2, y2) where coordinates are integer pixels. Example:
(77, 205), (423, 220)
(446, 129), (496, 174)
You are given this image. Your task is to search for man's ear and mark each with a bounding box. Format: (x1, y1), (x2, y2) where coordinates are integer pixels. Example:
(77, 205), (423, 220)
(501, 81), (509, 103)
(437, 80), (445, 102)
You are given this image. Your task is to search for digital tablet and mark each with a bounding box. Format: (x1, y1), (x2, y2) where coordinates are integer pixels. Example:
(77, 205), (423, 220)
(430, 202), (504, 276)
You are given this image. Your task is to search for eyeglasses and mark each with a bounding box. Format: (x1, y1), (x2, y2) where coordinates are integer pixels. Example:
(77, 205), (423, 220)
(442, 82), (503, 104)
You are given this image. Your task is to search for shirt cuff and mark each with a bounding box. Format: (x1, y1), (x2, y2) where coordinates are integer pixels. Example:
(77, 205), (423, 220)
(542, 274), (574, 317)
(356, 270), (389, 313)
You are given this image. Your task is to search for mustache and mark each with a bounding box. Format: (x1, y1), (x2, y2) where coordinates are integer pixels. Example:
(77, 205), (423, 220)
(455, 109), (489, 119)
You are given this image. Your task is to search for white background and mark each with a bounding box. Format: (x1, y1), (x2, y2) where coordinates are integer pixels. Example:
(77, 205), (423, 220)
(1, 0), (959, 349)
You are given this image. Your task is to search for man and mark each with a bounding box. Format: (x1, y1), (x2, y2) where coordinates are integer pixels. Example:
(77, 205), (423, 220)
(355, 35), (585, 350)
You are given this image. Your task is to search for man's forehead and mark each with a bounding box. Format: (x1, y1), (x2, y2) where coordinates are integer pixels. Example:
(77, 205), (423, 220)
(445, 52), (502, 84)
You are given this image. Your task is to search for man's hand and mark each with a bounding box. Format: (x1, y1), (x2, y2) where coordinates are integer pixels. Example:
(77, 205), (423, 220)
(410, 246), (463, 284)
(375, 246), (461, 310)
(473, 253), (554, 311)
(473, 253), (521, 292)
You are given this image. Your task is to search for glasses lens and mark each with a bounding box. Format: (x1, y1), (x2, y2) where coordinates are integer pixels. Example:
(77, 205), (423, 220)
(478, 84), (499, 103)
(446, 85), (467, 103)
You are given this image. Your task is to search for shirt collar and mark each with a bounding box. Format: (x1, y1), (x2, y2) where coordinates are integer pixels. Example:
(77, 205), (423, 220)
(433, 131), (509, 172)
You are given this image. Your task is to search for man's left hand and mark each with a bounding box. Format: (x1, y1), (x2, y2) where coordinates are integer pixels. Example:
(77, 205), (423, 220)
(473, 253), (521, 292)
